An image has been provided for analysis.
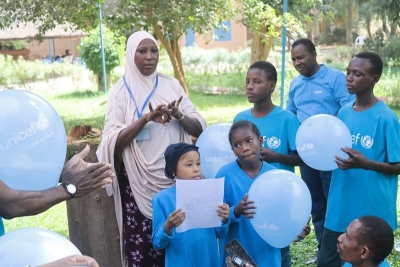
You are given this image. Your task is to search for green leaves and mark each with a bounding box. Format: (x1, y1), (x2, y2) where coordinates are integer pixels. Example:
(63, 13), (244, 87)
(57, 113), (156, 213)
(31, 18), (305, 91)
(79, 26), (126, 77)
(0, 0), (100, 35)
(104, 0), (235, 39)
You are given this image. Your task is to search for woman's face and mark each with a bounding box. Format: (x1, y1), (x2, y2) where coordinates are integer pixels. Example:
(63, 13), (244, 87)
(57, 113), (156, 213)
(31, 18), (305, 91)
(134, 39), (159, 76)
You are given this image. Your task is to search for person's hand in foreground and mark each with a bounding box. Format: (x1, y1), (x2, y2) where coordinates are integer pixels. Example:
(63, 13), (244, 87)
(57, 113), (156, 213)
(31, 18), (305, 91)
(294, 216), (312, 242)
(60, 144), (114, 198)
(37, 255), (99, 267)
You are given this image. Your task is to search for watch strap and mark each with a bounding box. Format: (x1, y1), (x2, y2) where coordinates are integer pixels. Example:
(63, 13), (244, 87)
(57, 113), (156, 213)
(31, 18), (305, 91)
(62, 182), (76, 199)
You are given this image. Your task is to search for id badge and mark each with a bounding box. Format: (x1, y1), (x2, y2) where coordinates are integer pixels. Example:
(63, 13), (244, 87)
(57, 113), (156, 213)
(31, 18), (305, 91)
(136, 128), (150, 141)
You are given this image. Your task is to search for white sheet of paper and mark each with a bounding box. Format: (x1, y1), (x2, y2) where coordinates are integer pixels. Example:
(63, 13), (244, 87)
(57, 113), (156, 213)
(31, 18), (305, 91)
(176, 178), (224, 233)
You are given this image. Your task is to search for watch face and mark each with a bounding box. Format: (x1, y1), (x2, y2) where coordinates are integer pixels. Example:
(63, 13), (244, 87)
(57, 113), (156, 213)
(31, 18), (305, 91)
(67, 184), (77, 194)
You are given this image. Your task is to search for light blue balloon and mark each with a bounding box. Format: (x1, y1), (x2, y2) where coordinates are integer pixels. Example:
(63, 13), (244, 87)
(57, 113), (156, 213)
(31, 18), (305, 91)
(197, 123), (236, 178)
(0, 228), (81, 267)
(0, 90), (67, 191)
(248, 170), (312, 248)
(295, 114), (352, 171)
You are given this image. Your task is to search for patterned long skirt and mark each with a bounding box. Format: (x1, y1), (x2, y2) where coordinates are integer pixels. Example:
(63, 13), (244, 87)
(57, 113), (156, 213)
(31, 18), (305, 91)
(118, 161), (165, 267)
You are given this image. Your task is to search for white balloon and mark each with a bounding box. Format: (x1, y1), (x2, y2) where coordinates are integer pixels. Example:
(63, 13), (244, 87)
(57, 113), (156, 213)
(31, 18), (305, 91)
(296, 114), (352, 171)
(0, 228), (81, 267)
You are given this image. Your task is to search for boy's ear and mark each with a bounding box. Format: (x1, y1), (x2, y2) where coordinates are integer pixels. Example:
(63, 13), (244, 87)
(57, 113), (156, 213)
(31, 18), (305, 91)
(259, 136), (264, 147)
(269, 82), (276, 92)
(372, 75), (380, 85)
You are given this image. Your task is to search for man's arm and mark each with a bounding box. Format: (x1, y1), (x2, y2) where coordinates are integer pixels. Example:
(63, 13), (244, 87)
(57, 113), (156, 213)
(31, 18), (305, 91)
(333, 72), (355, 107)
(0, 145), (114, 219)
(0, 181), (69, 219)
(286, 82), (297, 114)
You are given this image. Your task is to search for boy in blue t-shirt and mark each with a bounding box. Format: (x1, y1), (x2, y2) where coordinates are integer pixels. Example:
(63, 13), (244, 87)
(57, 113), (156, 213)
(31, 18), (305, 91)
(318, 52), (400, 267)
(234, 61), (304, 267)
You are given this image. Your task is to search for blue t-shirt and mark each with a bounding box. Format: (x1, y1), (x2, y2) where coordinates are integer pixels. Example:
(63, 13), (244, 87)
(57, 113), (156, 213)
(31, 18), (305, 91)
(286, 64), (355, 123)
(234, 106), (300, 172)
(152, 186), (229, 267)
(0, 218), (4, 236)
(326, 101), (400, 232)
(216, 161), (281, 267)
(343, 259), (390, 267)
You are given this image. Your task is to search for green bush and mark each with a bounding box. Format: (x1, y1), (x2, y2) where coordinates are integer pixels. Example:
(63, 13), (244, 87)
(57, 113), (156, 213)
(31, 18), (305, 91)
(0, 41), (27, 50)
(362, 29), (385, 58)
(335, 46), (357, 62)
(0, 54), (85, 91)
(383, 36), (400, 67)
(79, 26), (125, 91)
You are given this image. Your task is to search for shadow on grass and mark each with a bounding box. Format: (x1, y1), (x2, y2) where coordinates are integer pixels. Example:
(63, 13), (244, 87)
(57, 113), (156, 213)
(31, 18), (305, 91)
(53, 89), (104, 100)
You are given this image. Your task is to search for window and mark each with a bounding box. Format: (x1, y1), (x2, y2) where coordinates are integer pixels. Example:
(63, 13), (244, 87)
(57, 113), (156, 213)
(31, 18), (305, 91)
(185, 28), (195, 46)
(214, 21), (232, 42)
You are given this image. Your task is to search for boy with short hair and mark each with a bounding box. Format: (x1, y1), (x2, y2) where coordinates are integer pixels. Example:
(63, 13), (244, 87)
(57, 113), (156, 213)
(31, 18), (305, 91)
(338, 216), (394, 267)
(318, 52), (400, 267)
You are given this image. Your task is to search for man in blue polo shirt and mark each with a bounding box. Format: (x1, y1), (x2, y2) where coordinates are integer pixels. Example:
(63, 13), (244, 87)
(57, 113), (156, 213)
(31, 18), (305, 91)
(286, 38), (354, 264)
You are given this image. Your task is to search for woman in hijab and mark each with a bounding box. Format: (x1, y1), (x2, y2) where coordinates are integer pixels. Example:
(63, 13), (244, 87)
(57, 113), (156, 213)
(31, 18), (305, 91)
(97, 31), (206, 266)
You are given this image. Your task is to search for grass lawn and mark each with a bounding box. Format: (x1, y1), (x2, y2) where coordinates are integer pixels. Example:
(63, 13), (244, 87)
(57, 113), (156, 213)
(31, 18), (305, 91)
(3, 84), (400, 266)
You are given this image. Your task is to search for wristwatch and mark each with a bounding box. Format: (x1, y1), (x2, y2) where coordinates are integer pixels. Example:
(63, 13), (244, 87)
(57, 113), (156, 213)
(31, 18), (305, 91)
(62, 182), (77, 198)
(175, 110), (185, 121)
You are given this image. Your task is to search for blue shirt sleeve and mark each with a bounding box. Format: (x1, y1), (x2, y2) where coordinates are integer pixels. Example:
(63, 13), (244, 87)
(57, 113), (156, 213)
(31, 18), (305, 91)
(332, 72), (355, 108)
(286, 82), (297, 114)
(287, 115), (300, 152)
(386, 116), (400, 163)
(214, 217), (230, 239)
(152, 196), (175, 249)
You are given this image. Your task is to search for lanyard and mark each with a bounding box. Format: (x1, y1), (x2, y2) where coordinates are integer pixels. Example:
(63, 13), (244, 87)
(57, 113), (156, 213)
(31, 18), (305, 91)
(123, 75), (158, 118)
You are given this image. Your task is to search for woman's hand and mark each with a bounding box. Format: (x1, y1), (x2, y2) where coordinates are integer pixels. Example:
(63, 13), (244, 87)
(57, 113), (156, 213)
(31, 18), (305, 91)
(146, 102), (171, 125)
(217, 203), (230, 223)
(233, 193), (256, 219)
(167, 96), (184, 120)
(163, 208), (186, 235)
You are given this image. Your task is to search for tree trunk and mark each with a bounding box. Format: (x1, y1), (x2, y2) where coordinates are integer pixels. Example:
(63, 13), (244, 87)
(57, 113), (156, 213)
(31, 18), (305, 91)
(382, 12), (389, 35)
(390, 22), (397, 36)
(66, 142), (122, 267)
(97, 74), (111, 92)
(250, 28), (277, 64)
(306, 30), (313, 43)
(153, 26), (189, 94)
(346, 0), (354, 45)
(366, 17), (372, 39)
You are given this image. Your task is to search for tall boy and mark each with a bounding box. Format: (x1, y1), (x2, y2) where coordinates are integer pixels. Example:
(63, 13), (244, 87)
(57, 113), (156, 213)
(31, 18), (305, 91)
(318, 52), (400, 267)
(233, 61), (303, 267)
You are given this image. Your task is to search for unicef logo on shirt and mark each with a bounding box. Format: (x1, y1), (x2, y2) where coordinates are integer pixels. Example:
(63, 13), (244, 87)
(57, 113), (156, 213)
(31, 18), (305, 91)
(267, 137), (281, 149)
(361, 135), (374, 149)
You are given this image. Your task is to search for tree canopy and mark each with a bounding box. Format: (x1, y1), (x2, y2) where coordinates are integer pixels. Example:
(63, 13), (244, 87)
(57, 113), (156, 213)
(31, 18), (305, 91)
(103, 0), (235, 92)
(0, 0), (100, 35)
